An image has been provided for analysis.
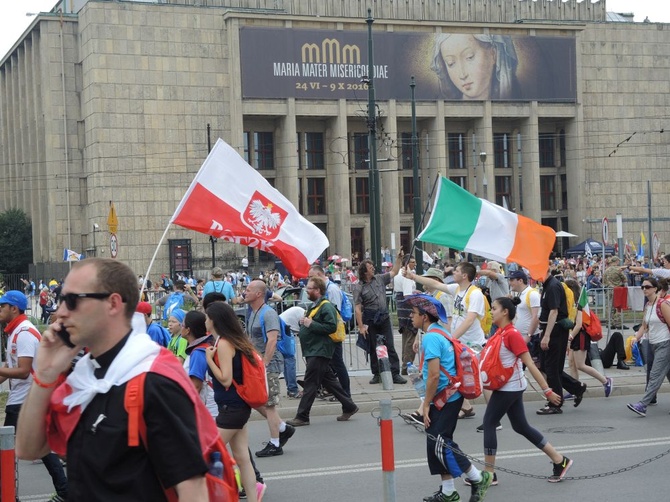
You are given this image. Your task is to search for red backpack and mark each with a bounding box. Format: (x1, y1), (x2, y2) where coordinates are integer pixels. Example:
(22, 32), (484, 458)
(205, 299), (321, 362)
(214, 339), (268, 409)
(124, 350), (239, 501)
(478, 325), (516, 391)
(582, 310), (603, 342)
(655, 295), (670, 327)
(427, 326), (482, 400)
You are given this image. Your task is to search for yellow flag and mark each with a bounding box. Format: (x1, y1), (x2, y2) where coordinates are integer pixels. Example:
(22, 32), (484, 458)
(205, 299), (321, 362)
(641, 231), (647, 246)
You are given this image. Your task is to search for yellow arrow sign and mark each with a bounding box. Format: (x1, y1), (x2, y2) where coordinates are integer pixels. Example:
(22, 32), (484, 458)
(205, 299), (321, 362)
(107, 201), (118, 234)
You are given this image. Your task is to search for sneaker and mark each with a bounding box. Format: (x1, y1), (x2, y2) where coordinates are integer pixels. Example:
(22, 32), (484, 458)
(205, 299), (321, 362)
(536, 405), (562, 415)
(256, 482), (267, 501)
(393, 374), (408, 384)
(548, 456), (573, 483)
(476, 423), (502, 433)
(627, 402), (647, 417)
(239, 488), (247, 499)
(408, 412), (424, 425)
(369, 374), (381, 384)
(562, 393), (574, 401)
(470, 470), (493, 501)
(48, 496), (66, 502)
(603, 377), (613, 398)
(423, 488), (461, 501)
(279, 423), (295, 447)
(255, 442), (283, 458)
(464, 472), (498, 487)
(287, 390), (303, 399)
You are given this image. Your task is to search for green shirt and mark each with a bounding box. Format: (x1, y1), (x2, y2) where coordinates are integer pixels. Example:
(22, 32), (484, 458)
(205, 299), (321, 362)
(168, 334), (188, 360)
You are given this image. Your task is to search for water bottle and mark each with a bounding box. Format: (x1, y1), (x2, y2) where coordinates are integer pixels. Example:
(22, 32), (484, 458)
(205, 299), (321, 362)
(209, 451), (224, 479)
(376, 335), (394, 390)
(407, 362), (425, 398)
(460, 348), (476, 394)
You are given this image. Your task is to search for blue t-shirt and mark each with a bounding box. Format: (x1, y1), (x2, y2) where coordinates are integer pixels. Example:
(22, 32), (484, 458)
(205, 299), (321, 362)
(188, 348), (209, 381)
(421, 323), (461, 403)
(203, 280), (235, 302)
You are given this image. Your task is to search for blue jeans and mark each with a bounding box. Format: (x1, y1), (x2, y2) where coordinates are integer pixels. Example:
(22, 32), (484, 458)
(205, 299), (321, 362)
(283, 354), (298, 394)
(641, 340), (670, 406)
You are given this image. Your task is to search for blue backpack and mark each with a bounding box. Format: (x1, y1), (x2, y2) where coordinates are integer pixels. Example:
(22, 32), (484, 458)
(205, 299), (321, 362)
(162, 292), (185, 320)
(258, 304), (295, 358)
(339, 291), (353, 322)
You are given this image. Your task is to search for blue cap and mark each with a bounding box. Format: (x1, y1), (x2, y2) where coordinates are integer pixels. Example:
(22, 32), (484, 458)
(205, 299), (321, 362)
(400, 293), (448, 323)
(169, 309), (186, 324)
(0, 290), (28, 311)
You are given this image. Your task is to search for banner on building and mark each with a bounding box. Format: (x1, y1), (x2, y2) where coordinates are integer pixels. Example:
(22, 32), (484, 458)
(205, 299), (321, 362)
(240, 27), (576, 101)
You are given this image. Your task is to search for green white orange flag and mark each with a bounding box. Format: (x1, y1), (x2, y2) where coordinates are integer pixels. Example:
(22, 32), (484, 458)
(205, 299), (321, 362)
(577, 286), (592, 325)
(417, 177), (555, 280)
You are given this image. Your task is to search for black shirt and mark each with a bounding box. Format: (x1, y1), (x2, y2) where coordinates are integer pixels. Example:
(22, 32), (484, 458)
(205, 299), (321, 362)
(66, 334), (208, 501)
(539, 275), (568, 323)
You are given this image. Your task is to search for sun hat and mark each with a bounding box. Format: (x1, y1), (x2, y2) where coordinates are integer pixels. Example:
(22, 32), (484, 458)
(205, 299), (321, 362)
(401, 294), (448, 323)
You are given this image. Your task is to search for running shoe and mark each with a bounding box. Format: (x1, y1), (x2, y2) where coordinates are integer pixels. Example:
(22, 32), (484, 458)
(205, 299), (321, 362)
(464, 472), (498, 486)
(476, 423), (502, 433)
(548, 456), (573, 483)
(603, 377), (613, 398)
(573, 384), (587, 408)
(279, 423), (296, 446)
(256, 482), (267, 501)
(255, 442), (283, 458)
(469, 470), (493, 502)
(536, 405), (562, 415)
(562, 393), (574, 401)
(627, 402), (647, 417)
(423, 488), (461, 501)
(402, 411), (424, 425)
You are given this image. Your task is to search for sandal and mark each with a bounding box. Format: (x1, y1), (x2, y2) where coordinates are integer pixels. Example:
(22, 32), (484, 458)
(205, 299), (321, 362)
(458, 407), (476, 419)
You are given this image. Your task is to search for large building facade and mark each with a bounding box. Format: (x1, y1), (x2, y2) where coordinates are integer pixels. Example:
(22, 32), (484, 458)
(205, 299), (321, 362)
(1, 0), (669, 277)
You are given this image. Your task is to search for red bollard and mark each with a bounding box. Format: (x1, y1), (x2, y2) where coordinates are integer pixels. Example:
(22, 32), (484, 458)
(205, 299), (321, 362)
(379, 399), (396, 502)
(1, 426), (16, 501)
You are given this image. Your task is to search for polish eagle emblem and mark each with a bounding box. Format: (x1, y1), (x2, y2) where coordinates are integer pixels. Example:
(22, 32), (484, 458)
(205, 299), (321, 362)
(241, 191), (288, 240)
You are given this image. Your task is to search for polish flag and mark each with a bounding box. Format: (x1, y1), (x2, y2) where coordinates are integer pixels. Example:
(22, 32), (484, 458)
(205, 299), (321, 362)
(171, 138), (329, 277)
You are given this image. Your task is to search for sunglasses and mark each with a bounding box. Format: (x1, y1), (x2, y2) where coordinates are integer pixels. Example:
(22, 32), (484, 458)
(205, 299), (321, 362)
(641, 285), (655, 290)
(57, 292), (113, 310)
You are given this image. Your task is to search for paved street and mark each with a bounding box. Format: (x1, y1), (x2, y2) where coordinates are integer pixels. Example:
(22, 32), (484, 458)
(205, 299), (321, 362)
(15, 393), (670, 501)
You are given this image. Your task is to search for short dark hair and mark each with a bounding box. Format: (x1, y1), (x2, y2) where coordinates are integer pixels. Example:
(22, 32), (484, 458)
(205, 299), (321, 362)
(184, 310), (207, 339)
(308, 276), (326, 295)
(493, 297), (517, 321)
(310, 264), (325, 275)
(456, 262), (476, 282)
(202, 292), (227, 309)
(72, 258), (138, 320)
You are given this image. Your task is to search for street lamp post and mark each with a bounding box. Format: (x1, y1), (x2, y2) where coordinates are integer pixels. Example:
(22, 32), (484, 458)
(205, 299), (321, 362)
(92, 223), (99, 257)
(480, 152), (487, 200)
(366, 9), (382, 268)
(410, 76), (423, 276)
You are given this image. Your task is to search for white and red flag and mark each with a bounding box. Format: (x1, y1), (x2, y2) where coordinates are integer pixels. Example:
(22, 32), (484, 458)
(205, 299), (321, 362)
(171, 138), (329, 277)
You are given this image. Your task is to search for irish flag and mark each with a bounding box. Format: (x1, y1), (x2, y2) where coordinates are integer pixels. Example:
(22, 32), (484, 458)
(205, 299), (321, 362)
(577, 286), (592, 325)
(417, 177), (555, 279)
(171, 138), (329, 278)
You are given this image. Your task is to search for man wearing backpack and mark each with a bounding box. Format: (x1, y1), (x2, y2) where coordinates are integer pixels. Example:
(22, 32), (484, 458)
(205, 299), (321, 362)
(286, 277), (358, 427)
(310, 265), (352, 396)
(156, 279), (199, 319)
(243, 279), (296, 458)
(136, 301), (170, 347)
(203, 267), (235, 303)
(15, 258), (211, 500)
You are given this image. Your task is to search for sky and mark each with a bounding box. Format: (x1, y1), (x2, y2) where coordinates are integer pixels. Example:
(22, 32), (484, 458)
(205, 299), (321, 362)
(1, 1), (670, 59)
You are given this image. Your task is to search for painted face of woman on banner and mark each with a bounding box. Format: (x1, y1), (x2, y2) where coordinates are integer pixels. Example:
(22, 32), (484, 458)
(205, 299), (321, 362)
(438, 34), (496, 100)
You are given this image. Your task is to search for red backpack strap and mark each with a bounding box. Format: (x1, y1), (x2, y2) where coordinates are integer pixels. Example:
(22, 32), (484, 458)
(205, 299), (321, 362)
(422, 325), (456, 379)
(124, 373), (147, 448)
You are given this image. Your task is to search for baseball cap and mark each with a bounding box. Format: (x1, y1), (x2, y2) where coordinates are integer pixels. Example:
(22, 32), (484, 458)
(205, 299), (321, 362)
(509, 270), (528, 281)
(136, 301), (153, 315)
(422, 267), (444, 280)
(0, 291), (28, 311)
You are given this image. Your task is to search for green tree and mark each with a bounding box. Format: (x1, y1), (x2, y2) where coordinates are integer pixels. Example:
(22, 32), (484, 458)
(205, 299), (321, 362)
(0, 208), (33, 273)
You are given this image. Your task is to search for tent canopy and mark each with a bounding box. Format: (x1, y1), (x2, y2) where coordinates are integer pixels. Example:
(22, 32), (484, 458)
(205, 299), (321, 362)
(564, 238), (615, 257)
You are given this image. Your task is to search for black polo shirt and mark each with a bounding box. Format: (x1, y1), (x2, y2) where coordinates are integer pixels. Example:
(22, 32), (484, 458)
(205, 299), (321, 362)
(66, 334), (208, 501)
(539, 274), (568, 323)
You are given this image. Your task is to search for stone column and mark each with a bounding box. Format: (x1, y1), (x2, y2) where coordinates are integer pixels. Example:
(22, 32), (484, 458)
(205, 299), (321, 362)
(380, 100), (400, 256)
(325, 99), (351, 258)
(520, 102), (541, 221)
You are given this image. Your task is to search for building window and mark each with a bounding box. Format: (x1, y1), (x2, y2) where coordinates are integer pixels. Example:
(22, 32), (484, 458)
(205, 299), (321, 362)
(450, 176), (467, 190)
(493, 133), (510, 168)
(540, 175), (556, 210)
(495, 176), (512, 208)
(402, 177), (414, 214)
(306, 178), (326, 215)
(561, 174), (568, 210)
(351, 228), (364, 261)
(559, 129), (566, 167)
(400, 226), (412, 254)
(351, 133), (369, 170)
(448, 133), (467, 169)
(305, 132), (324, 170)
(243, 131), (275, 170)
(354, 178), (369, 214)
(539, 133), (555, 168)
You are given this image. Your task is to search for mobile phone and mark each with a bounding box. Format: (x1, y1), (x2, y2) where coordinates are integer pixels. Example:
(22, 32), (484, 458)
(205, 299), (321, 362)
(56, 326), (76, 348)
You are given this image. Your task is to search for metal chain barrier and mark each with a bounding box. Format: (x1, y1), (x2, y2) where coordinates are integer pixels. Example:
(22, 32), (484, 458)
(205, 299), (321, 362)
(396, 410), (670, 481)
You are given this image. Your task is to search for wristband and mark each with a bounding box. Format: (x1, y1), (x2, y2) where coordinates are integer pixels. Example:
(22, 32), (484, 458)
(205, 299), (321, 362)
(542, 388), (552, 396)
(31, 370), (66, 389)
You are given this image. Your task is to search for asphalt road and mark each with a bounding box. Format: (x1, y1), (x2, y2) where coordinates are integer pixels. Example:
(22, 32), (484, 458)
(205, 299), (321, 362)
(15, 393), (670, 501)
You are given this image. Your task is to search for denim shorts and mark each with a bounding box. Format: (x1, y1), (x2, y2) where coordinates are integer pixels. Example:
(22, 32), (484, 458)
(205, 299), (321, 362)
(215, 404), (252, 430)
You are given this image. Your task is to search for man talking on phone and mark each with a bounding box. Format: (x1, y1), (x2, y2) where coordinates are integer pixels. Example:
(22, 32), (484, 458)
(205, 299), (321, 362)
(0, 290), (68, 502)
(15, 258), (211, 501)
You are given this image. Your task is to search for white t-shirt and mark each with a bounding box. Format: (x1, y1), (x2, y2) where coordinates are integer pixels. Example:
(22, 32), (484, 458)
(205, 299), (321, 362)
(646, 299), (670, 345)
(280, 306), (305, 335)
(393, 273), (415, 296)
(6, 320), (41, 406)
(497, 328), (529, 392)
(513, 286), (541, 336)
(447, 284), (486, 347)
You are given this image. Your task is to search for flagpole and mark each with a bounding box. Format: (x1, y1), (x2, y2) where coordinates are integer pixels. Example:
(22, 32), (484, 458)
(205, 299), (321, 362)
(140, 222), (173, 297)
(409, 175), (441, 261)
